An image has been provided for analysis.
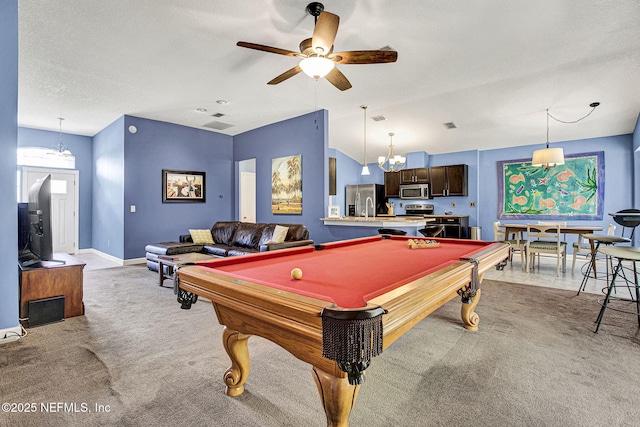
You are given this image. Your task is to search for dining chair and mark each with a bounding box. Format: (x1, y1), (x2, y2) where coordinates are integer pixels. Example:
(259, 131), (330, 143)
(526, 224), (567, 276)
(493, 221), (525, 269)
(537, 221), (568, 240)
(571, 224), (615, 274)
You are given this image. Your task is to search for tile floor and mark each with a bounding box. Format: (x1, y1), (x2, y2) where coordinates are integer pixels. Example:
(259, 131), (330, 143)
(74, 252), (121, 271)
(484, 252), (616, 295)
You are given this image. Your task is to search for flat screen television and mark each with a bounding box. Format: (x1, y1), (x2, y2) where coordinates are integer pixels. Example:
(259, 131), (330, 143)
(28, 175), (54, 261)
(18, 202), (29, 253)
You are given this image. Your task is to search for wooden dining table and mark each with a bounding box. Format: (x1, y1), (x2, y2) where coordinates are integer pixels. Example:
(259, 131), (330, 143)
(499, 223), (603, 272)
(500, 223), (603, 240)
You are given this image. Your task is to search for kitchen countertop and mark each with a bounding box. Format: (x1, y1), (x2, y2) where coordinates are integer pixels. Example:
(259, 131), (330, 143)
(321, 216), (435, 227)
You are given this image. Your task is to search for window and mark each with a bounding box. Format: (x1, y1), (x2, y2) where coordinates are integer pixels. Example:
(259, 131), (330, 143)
(17, 147), (76, 201)
(17, 147), (75, 169)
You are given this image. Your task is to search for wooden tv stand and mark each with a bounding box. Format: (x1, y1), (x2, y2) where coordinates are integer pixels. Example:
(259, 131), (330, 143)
(19, 253), (86, 323)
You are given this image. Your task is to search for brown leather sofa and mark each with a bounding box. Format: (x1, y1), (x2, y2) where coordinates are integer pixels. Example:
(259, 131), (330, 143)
(145, 221), (312, 273)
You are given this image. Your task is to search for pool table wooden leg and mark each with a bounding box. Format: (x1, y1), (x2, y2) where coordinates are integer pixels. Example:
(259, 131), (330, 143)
(312, 366), (360, 427)
(460, 288), (481, 331)
(222, 327), (251, 397)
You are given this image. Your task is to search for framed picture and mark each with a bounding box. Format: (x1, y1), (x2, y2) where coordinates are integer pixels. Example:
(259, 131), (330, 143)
(497, 151), (604, 220)
(162, 169), (206, 203)
(328, 205), (340, 218)
(272, 155), (302, 214)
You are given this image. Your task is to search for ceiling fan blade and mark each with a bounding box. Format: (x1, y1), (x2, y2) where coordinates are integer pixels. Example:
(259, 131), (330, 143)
(267, 66), (302, 85)
(312, 12), (339, 55)
(325, 67), (352, 91)
(237, 41), (300, 57)
(331, 50), (398, 64)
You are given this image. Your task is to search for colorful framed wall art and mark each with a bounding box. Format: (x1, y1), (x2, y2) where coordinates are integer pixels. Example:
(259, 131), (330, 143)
(497, 151), (604, 220)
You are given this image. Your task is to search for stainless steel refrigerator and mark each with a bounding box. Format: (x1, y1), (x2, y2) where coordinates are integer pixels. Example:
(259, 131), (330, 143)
(345, 184), (387, 217)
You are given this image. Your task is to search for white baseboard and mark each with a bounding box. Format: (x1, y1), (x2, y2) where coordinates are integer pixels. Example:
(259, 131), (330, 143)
(0, 325), (25, 345)
(76, 248), (146, 266)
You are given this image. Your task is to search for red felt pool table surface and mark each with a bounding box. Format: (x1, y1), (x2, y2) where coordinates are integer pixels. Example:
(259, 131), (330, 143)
(193, 235), (495, 308)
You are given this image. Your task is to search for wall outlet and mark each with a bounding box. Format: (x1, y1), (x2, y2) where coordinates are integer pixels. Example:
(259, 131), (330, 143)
(451, 202), (456, 208)
(470, 201), (476, 207)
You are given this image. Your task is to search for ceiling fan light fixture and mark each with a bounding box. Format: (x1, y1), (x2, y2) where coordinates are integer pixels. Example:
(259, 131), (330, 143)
(299, 56), (335, 79)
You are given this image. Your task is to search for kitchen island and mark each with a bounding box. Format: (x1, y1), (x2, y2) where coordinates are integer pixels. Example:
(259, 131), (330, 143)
(321, 216), (435, 238)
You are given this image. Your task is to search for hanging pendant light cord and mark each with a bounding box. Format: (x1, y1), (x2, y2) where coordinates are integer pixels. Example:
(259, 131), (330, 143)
(546, 109), (550, 148)
(362, 105), (367, 165)
(547, 102), (599, 124)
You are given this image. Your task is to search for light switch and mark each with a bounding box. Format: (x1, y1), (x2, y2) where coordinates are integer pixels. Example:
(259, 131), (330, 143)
(130, 205), (136, 213)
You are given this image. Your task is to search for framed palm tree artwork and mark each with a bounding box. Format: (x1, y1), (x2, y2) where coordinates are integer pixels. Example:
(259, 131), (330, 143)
(272, 155), (302, 214)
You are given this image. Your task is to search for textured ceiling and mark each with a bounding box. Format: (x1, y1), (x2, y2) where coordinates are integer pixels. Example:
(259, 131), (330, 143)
(18, 0), (640, 161)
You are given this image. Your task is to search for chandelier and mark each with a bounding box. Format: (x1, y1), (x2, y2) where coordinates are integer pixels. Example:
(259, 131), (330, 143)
(50, 118), (72, 157)
(377, 132), (406, 172)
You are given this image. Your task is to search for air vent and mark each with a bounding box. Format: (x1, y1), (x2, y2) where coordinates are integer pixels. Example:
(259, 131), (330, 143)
(211, 112), (225, 118)
(443, 122), (457, 129)
(203, 120), (234, 130)
(371, 115), (386, 122)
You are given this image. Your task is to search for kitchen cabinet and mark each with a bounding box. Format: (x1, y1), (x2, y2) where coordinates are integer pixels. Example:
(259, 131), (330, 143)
(426, 215), (470, 239)
(384, 171), (401, 197)
(429, 164), (468, 197)
(400, 168), (429, 184)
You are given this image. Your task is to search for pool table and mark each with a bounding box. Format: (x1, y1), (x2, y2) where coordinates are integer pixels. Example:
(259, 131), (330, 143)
(176, 235), (509, 426)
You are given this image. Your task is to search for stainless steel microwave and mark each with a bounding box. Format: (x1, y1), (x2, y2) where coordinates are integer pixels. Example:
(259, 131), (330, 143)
(399, 184), (430, 200)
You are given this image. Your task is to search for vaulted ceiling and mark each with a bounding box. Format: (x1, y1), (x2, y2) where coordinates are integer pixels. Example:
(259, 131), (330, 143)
(18, 0), (640, 161)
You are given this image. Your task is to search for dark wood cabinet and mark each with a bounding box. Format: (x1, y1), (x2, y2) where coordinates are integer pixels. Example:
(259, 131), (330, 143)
(426, 215), (470, 238)
(384, 171), (401, 197)
(400, 168), (429, 184)
(429, 164), (468, 197)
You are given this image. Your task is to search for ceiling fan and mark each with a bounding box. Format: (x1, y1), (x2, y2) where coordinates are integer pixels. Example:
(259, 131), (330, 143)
(237, 2), (398, 91)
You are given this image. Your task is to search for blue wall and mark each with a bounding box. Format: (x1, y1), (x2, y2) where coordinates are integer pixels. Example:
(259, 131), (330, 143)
(92, 117), (125, 258)
(122, 116), (233, 258)
(17, 127), (93, 250)
(233, 110), (329, 243)
(91, 116), (234, 259)
(15, 113), (640, 258)
(0, 0), (19, 332)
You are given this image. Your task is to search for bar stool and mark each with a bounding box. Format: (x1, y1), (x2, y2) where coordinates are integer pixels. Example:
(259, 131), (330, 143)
(377, 228), (407, 236)
(594, 246), (640, 333)
(418, 225), (445, 238)
(576, 233), (630, 295)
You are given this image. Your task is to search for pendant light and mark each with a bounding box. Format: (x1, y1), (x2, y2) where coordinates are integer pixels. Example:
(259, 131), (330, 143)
(531, 110), (563, 169)
(361, 105), (370, 175)
(532, 102), (600, 170)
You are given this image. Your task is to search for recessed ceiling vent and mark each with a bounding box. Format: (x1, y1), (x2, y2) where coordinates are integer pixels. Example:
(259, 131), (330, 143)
(371, 115), (386, 122)
(443, 122), (457, 129)
(203, 120), (234, 131)
(211, 112), (225, 118)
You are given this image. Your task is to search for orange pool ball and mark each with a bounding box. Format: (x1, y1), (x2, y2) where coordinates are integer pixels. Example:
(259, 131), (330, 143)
(291, 268), (303, 280)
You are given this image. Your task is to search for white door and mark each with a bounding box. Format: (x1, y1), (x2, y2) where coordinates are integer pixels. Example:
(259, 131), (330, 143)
(240, 171), (256, 223)
(22, 167), (79, 254)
